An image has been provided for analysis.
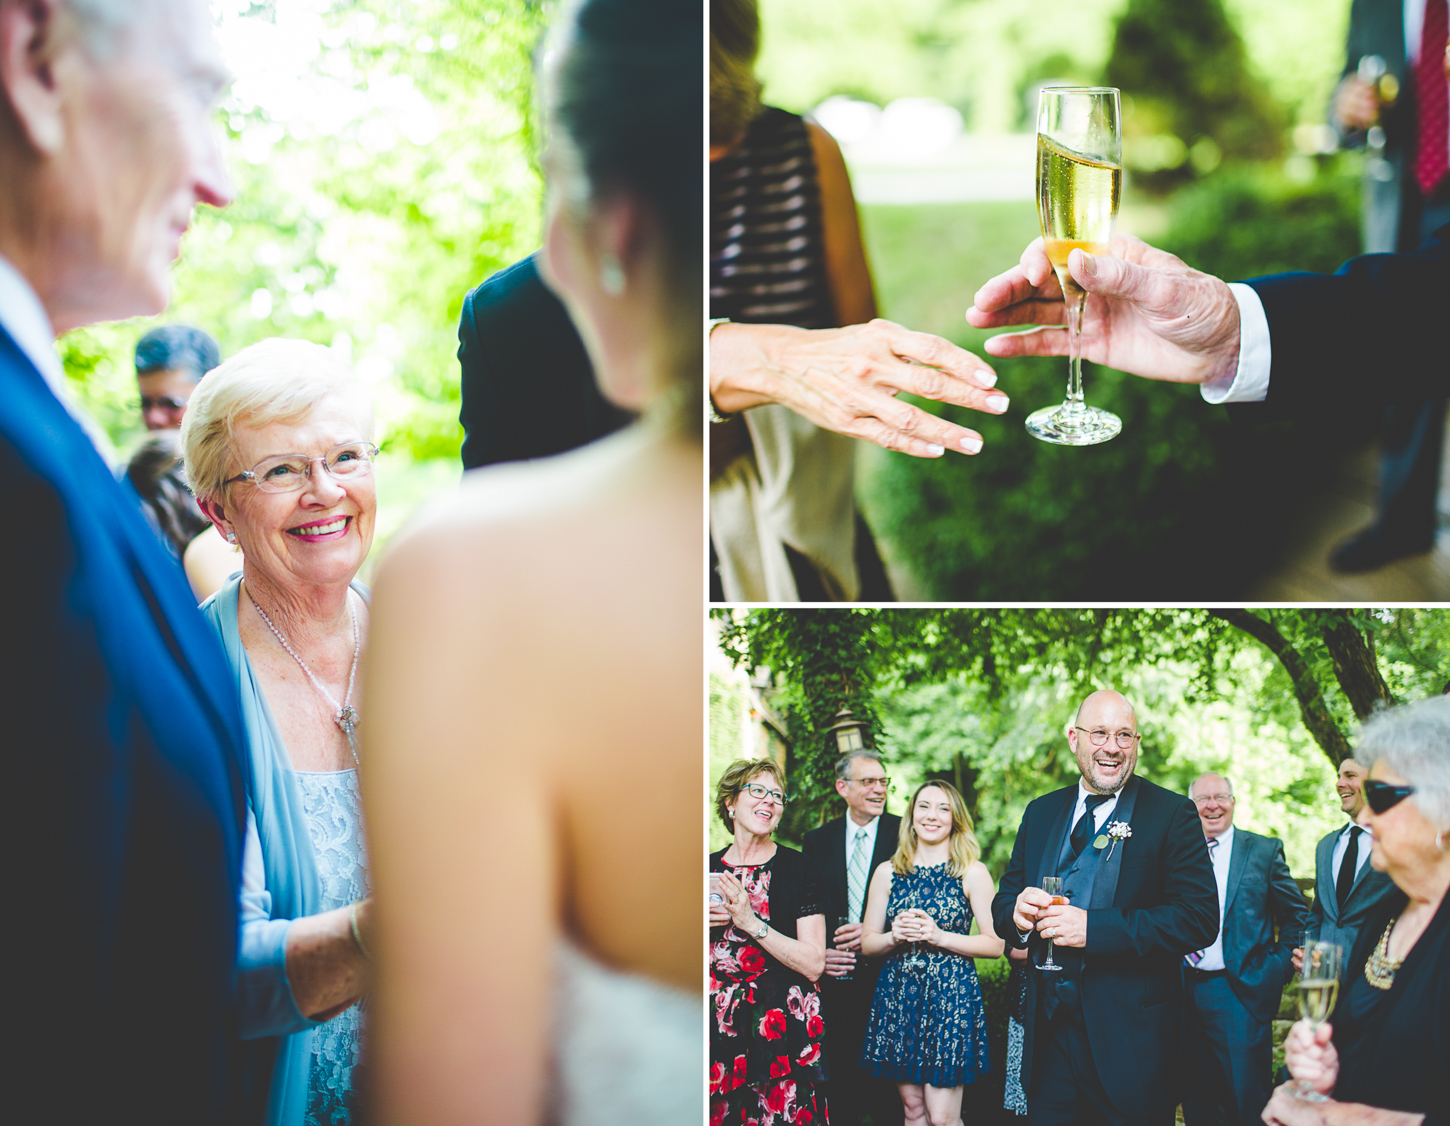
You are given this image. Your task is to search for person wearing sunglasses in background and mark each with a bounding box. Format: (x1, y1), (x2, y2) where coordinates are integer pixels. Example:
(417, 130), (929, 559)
(181, 338), (380, 1126)
(1293, 758), (1397, 975)
(1264, 695), (1450, 1126)
(135, 323), (220, 431)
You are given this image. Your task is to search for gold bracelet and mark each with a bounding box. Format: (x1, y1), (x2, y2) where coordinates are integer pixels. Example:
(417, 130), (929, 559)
(349, 901), (371, 960)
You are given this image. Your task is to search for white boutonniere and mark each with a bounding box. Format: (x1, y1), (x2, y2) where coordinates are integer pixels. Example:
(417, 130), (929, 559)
(1094, 820), (1133, 861)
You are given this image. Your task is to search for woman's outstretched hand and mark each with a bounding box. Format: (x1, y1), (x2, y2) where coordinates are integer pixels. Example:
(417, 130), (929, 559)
(966, 235), (1243, 387)
(709, 319), (1009, 458)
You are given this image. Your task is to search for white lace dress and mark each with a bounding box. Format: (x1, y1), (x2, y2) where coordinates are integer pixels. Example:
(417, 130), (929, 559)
(549, 942), (702, 1125)
(295, 769), (370, 1126)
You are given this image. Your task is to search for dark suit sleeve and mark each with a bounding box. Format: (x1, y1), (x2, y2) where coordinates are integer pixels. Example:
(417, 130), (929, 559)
(1241, 225), (1450, 412)
(801, 826), (842, 921)
(1086, 796), (1219, 957)
(1267, 839), (1311, 979)
(1303, 868), (1324, 945)
(992, 808), (1032, 949)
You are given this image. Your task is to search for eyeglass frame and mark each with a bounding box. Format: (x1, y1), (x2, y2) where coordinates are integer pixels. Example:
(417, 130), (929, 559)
(742, 782), (788, 806)
(1073, 725), (1141, 749)
(847, 773), (893, 791)
(1192, 792), (1235, 805)
(1362, 779), (1416, 814)
(135, 394), (192, 414)
(223, 440), (381, 493)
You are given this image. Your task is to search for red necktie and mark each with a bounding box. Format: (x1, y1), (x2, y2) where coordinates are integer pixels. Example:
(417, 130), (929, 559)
(1416, 0), (1450, 196)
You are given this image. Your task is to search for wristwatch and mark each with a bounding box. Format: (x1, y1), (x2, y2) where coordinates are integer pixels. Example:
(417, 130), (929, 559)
(707, 318), (734, 423)
(753, 918), (769, 940)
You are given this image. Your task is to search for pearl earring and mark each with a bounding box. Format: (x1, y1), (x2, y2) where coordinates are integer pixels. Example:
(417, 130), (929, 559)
(600, 254), (625, 296)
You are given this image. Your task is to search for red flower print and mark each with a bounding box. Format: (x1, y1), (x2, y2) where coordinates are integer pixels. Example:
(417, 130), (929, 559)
(759, 1007), (787, 1040)
(770, 1054), (792, 1078)
(806, 1013), (824, 1038)
(764, 1079), (797, 1115)
(709, 1099), (728, 1126)
(733, 1054), (748, 1085)
(797, 1042), (821, 1067)
(797, 1110), (814, 1125)
(786, 985), (820, 1022)
(738, 945), (766, 975)
(709, 1060), (725, 1094)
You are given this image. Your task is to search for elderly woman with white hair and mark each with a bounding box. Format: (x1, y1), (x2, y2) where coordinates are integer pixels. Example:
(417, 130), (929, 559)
(1263, 694), (1450, 1126)
(179, 337), (378, 1126)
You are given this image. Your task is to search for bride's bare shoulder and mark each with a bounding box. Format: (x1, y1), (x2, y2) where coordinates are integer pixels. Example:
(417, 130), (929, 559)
(372, 426), (699, 620)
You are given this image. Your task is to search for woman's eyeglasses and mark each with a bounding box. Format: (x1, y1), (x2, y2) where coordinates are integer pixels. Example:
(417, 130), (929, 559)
(1362, 779), (1416, 814)
(225, 441), (379, 494)
(743, 782), (787, 806)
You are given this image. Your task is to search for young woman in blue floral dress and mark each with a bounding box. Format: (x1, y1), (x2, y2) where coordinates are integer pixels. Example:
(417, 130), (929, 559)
(860, 780), (1004, 1126)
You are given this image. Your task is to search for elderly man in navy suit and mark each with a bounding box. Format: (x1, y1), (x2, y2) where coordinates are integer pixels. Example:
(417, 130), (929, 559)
(1295, 757), (1398, 970)
(803, 750), (903, 1126)
(0, 1), (245, 1122)
(993, 690), (1219, 1126)
(1180, 774), (1309, 1126)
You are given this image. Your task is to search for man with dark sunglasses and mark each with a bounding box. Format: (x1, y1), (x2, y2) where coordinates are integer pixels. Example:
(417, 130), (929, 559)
(1296, 758), (1396, 973)
(134, 324), (220, 431)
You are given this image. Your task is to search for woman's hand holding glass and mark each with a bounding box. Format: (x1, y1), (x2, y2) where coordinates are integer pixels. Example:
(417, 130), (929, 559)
(890, 908), (936, 945)
(1283, 1020), (1339, 1097)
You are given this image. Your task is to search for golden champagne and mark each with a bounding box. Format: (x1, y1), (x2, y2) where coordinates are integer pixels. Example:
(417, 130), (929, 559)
(1036, 135), (1122, 298)
(1297, 977), (1339, 1026)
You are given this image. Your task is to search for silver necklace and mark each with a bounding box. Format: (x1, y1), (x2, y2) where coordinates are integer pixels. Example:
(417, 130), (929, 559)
(249, 586), (361, 767)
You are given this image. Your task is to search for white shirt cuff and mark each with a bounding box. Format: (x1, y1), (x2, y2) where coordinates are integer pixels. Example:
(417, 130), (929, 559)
(1199, 283), (1271, 404)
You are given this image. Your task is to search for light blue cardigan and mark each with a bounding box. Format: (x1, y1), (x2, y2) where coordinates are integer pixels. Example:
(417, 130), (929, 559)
(200, 576), (367, 1126)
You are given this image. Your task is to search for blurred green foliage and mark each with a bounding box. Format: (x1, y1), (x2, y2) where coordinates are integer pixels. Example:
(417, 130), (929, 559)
(1106, 0), (1285, 185)
(63, 0), (546, 472)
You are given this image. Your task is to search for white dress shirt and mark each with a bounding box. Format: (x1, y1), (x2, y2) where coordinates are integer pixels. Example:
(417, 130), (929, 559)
(1070, 779), (1121, 834)
(1191, 825), (1235, 972)
(0, 253), (115, 460)
(1331, 821), (1371, 885)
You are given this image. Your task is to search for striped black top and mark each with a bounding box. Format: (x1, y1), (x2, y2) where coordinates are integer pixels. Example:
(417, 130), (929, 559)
(710, 106), (837, 329)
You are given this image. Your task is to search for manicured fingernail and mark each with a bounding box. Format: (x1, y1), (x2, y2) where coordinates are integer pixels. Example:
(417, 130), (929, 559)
(976, 369), (998, 388)
(987, 394), (1009, 413)
(925, 443), (945, 456)
(1077, 251), (1096, 276)
(960, 435), (982, 454)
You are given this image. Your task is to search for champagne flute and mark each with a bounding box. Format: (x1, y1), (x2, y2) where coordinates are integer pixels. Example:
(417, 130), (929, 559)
(1026, 87), (1124, 446)
(900, 883), (928, 974)
(1035, 877), (1068, 972)
(1294, 941), (1343, 1101)
(833, 914), (856, 982)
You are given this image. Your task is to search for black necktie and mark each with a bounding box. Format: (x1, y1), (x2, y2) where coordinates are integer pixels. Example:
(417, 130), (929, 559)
(1071, 794), (1112, 858)
(1336, 825), (1362, 913)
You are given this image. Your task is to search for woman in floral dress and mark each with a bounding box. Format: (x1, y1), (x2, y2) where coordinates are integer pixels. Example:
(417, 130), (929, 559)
(710, 759), (829, 1126)
(860, 780), (1004, 1126)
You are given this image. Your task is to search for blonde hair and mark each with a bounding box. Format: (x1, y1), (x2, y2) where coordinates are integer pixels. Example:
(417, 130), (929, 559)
(892, 780), (980, 877)
(179, 338), (373, 501)
(714, 757), (786, 834)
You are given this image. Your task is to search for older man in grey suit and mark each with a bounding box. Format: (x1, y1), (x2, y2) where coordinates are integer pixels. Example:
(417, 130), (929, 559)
(1295, 757), (1398, 967)
(1181, 773), (1309, 1126)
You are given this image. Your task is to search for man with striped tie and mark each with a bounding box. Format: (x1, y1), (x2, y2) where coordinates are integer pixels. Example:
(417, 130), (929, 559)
(1181, 774), (1309, 1126)
(803, 750), (902, 1126)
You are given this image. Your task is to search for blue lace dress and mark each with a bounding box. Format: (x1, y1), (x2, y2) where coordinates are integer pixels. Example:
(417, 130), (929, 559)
(295, 770), (370, 1126)
(859, 862), (992, 1088)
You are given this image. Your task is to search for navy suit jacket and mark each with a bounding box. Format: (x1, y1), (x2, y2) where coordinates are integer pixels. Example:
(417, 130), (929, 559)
(457, 253), (633, 470)
(0, 325), (246, 1123)
(1239, 223), (1450, 412)
(1216, 828), (1310, 1023)
(1303, 823), (1398, 956)
(992, 775), (1219, 1117)
(802, 812), (902, 992)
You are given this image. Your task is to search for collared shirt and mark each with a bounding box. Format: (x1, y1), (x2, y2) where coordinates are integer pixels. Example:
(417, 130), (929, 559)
(844, 814), (881, 874)
(1192, 824), (1236, 972)
(1331, 820), (1371, 885)
(1070, 778), (1120, 835)
(0, 253), (115, 460)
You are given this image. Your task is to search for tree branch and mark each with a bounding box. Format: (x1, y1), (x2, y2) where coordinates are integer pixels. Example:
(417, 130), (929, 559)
(1320, 612), (1393, 719)
(1211, 609), (1352, 766)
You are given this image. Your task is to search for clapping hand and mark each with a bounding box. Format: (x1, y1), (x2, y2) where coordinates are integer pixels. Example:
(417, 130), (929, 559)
(966, 235), (1242, 388)
(716, 871), (760, 932)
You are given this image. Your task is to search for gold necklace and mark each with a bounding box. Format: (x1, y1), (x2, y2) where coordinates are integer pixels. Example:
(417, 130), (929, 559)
(1363, 917), (1404, 990)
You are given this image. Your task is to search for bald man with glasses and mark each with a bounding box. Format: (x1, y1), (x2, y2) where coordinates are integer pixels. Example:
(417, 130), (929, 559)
(803, 750), (902, 1126)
